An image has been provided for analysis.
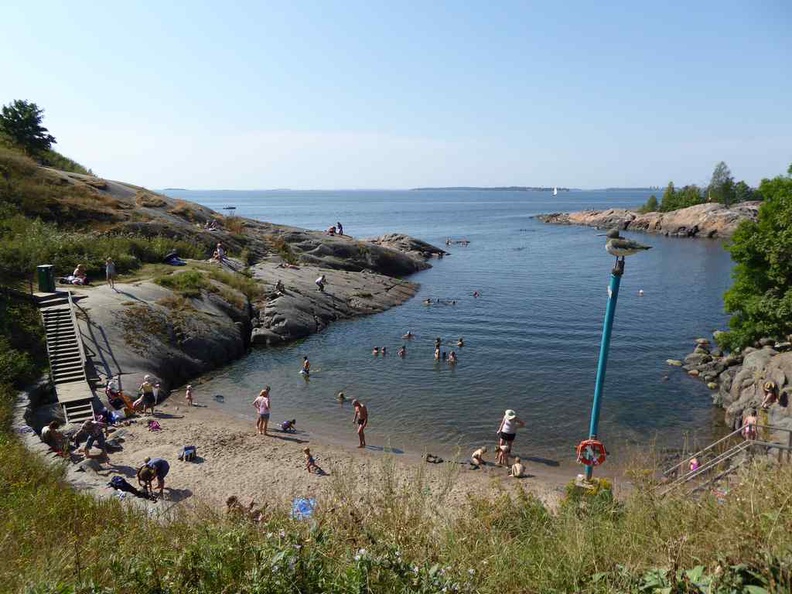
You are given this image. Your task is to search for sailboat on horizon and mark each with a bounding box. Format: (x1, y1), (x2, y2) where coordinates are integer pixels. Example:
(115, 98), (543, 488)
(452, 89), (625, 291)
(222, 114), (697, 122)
(553, 187), (558, 196)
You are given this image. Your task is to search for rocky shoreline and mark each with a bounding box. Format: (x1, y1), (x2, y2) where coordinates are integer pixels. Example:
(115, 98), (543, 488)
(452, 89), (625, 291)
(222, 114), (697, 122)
(536, 202), (760, 239)
(669, 337), (792, 436)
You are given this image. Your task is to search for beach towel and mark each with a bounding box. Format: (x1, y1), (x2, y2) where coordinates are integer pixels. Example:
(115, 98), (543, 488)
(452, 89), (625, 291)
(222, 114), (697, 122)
(291, 498), (316, 520)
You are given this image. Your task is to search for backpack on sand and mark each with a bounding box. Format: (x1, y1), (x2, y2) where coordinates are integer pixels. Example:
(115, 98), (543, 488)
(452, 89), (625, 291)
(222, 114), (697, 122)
(178, 445), (197, 462)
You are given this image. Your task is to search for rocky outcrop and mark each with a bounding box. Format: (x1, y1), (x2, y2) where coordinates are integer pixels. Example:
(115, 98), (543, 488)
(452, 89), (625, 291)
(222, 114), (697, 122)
(75, 281), (252, 395)
(536, 202), (760, 239)
(674, 337), (792, 438)
(250, 263), (417, 346)
(366, 233), (447, 260)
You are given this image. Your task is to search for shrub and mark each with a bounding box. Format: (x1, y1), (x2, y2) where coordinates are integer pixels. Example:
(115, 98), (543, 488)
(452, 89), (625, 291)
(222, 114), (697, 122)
(155, 269), (207, 297)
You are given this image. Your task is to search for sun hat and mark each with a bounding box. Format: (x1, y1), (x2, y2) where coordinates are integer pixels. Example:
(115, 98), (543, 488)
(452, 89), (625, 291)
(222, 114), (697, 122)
(504, 409), (517, 420)
(144, 375), (151, 381)
(763, 380), (777, 391)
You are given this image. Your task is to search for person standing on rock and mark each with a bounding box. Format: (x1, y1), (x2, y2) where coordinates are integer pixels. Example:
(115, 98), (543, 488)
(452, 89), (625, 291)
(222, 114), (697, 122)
(138, 375), (159, 416)
(497, 409), (525, 450)
(352, 399), (368, 448)
(315, 274), (326, 292)
(252, 387), (271, 435)
(337, 221), (343, 235)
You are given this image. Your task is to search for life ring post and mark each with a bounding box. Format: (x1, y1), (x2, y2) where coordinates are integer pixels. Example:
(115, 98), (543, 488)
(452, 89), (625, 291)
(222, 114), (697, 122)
(583, 258), (624, 479)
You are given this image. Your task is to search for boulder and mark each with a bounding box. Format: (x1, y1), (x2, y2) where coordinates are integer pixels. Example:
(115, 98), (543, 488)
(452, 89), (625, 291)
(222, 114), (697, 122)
(695, 338), (710, 346)
(666, 359), (684, 367)
(707, 382), (719, 390)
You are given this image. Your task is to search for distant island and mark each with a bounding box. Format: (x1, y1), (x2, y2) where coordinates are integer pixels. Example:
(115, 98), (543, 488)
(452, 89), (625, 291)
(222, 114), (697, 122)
(411, 186), (570, 192)
(162, 187), (188, 191)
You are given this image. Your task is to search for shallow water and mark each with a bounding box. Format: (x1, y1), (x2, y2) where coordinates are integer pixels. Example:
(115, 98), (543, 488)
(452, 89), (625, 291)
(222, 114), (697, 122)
(164, 189), (732, 462)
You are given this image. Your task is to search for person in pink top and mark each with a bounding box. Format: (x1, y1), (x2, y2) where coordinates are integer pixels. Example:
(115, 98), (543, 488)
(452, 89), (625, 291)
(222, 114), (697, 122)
(252, 386), (271, 436)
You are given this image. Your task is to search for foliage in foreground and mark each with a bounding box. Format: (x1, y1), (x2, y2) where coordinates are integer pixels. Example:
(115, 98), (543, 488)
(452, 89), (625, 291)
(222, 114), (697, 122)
(720, 165), (792, 350)
(0, 298), (790, 592)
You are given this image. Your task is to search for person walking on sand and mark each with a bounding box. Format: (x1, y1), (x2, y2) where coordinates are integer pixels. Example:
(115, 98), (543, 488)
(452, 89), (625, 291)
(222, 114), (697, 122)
(352, 399), (368, 448)
(185, 384), (194, 406)
(105, 257), (116, 290)
(315, 274), (326, 292)
(253, 387), (271, 435)
(497, 409), (525, 449)
(303, 447), (323, 474)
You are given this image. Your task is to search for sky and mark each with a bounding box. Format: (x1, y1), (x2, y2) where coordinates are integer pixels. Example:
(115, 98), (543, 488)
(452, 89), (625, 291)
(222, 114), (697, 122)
(2, 1), (790, 189)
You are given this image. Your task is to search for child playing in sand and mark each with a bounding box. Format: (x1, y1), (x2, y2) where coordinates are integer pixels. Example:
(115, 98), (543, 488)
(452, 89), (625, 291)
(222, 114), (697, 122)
(303, 447), (322, 474)
(185, 384), (194, 406)
(471, 446), (487, 468)
(510, 457), (525, 478)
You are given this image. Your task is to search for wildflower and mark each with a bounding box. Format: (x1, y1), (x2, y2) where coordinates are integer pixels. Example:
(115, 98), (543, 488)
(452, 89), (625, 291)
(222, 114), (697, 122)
(279, 529), (286, 538)
(468, 568), (475, 575)
(354, 548), (367, 561)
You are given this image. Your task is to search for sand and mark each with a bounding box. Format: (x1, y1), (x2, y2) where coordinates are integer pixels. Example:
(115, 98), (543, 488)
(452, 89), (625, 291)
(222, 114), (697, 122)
(81, 395), (614, 515)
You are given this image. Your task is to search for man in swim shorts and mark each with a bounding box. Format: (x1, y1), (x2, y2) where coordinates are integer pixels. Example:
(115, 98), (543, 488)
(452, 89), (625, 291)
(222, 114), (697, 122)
(352, 399), (368, 448)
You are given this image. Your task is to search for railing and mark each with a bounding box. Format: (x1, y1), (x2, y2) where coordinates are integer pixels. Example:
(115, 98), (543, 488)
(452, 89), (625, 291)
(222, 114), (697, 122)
(66, 290), (89, 382)
(659, 423), (792, 496)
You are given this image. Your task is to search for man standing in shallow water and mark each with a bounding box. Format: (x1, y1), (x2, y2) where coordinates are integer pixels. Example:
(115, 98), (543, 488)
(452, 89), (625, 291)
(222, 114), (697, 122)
(351, 399), (368, 448)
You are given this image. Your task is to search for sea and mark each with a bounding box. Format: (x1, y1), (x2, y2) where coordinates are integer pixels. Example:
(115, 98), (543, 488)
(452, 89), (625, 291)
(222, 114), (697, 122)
(162, 189), (734, 464)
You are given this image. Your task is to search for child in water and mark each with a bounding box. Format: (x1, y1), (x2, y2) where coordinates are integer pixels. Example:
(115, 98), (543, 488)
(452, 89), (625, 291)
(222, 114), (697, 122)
(372, 347), (380, 356)
(280, 419), (296, 433)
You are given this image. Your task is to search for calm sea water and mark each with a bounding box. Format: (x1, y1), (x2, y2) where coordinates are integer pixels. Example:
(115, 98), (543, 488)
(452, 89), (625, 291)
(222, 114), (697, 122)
(163, 189), (732, 462)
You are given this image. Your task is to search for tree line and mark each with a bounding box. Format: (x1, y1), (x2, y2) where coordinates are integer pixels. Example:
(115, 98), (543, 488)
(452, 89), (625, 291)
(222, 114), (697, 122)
(639, 161), (760, 213)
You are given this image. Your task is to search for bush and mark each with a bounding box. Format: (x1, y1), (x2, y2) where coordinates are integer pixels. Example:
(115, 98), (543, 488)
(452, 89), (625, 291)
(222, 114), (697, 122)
(720, 165), (792, 350)
(155, 269), (207, 298)
(638, 194), (658, 213)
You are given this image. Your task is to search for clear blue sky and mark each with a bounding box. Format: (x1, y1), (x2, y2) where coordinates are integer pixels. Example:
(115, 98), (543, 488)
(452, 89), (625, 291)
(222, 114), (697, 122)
(2, 1), (790, 189)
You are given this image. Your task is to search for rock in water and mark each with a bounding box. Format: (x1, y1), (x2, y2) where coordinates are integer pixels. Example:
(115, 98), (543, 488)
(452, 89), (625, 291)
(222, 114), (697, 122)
(666, 359), (683, 367)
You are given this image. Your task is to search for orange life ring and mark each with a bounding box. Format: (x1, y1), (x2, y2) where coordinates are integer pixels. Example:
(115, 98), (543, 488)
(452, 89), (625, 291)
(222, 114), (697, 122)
(576, 439), (607, 467)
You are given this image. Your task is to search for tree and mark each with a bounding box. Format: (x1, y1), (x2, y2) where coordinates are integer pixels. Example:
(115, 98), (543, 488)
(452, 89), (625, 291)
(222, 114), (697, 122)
(638, 194), (658, 213)
(677, 184), (703, 209)
(720, 165), (792, 350)
(708, 161), (735, 206)
(733, 180), (756, 203)
(0, 100), (56, 156)
(659, 181), (676, 211)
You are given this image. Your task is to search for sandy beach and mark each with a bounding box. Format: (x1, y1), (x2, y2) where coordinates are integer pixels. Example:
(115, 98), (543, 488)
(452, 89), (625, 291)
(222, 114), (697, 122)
(75, 393), (623, 514)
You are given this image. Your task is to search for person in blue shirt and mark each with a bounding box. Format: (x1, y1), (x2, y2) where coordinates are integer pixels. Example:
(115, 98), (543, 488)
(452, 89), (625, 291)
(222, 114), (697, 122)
(137, 457), (170, 498)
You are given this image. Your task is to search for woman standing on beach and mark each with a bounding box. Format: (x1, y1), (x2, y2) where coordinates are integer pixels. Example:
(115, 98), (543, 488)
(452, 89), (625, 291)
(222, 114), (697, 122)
(252, 387), (271, 436)
(497, 409), (525, 450)
(352, 399), (368, 448)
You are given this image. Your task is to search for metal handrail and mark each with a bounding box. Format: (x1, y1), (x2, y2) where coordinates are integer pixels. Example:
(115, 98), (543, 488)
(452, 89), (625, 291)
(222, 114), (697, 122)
(663, 423), (792, 478)
(66, 291), (89, 381)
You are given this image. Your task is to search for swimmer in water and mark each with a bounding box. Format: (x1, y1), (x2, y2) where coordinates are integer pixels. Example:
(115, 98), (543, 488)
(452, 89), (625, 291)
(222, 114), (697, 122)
(301, 356), (311, 377)
(381, 346), (387, 356)
(473, 291), (480, 298)
(448, 351), (457, 364)
(402, 331), (414, 339)
(337, 391), (347, 402)
(398, 345), (406, 357)
(423, 298), (432, 306)
(457, 337), (464, 347)
(434, 347), (440, 361)
(372, 347), (379, 356)
(435, 337), (442, 349)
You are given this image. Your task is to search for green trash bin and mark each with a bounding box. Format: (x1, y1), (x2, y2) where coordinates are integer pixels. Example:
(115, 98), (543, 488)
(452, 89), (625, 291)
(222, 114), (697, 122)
(36, 265), (55, 293)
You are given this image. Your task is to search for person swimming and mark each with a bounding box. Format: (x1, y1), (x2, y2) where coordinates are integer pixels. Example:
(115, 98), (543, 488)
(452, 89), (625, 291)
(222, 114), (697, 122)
(457, 337), (465, 347)
(398, 345), (406, 357)
(337, 391), (347, 402)
(372, 347), (380, 356)
(381, 346), (387, 355)
(402, 330), (414, 339)
(448, 351), (457, 364)
(423, 298), (432, 306)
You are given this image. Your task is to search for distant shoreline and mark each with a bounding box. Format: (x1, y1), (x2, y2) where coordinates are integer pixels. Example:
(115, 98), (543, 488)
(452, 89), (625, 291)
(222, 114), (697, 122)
(411, 186), (570, 192)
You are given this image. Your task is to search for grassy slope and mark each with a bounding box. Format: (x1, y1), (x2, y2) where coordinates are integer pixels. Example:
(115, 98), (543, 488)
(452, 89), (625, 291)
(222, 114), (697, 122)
(0, 146), (790, 592)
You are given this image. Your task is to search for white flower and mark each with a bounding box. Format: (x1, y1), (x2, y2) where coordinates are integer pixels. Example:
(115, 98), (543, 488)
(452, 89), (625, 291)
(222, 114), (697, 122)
(468, 568), (475, 575)
(279, 529), (286, 538)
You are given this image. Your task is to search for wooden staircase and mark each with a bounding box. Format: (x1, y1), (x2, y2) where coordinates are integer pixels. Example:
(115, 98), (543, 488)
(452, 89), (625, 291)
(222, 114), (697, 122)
(38, 291), (95, 424)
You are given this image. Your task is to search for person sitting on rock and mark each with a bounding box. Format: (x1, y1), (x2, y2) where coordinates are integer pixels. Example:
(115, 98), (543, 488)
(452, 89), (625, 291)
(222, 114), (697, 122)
(761, 381), (779, 409)
(275, 280), (285, 294)
(72, 263), (88, 285)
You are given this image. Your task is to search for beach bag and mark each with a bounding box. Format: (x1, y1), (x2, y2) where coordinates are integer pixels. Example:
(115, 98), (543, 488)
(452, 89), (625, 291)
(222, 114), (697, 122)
(178, 445), (197, 462)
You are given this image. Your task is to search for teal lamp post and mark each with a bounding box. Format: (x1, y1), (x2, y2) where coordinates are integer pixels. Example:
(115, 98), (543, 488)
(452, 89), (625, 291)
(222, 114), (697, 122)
(580, 230), (651, 481)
